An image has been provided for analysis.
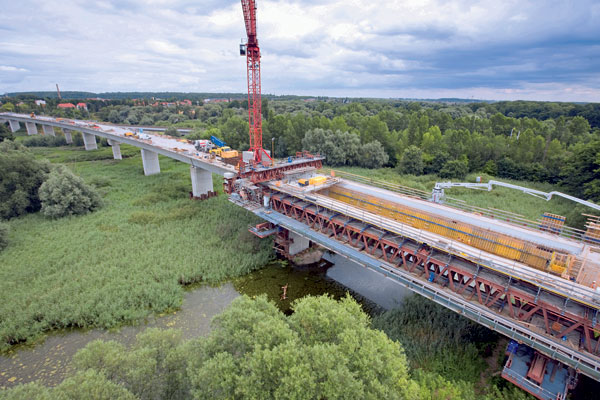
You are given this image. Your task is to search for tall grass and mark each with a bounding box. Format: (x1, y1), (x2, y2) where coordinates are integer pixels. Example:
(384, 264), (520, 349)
(0, 148), (272, 351)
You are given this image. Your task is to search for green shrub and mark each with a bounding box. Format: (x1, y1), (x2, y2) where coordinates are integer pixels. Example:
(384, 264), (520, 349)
(164, 126), (180, 137)
(0, 222), (8, 251)
(440, 159), (469, 179)
(39, 166), (102, 218)
(398, 145), (424, 175)
(0, 123), (14, 142)
(22, 135), (67, 147)
(0, 141), (51, 219)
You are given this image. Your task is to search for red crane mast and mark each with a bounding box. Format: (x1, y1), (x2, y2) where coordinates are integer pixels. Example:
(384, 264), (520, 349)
(240, 0), (271, 164)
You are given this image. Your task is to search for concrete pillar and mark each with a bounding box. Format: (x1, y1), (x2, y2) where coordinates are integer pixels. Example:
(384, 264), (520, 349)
(289, 231), (310, 256)
(190, 166), (213, 197)
(62, 128), (73, 144)
(25, 122), (38, 135)
(141, 149), (160, 175)
(42, 125), (56, 136)
(8, 120), (20, 132)
(108, 139), (122, 160)
(82, 132), (97, 150)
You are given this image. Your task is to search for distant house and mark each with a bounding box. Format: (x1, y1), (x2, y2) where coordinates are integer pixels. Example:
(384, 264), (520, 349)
(180, 99), (192, 106)
(76, 102), (87, 110)
(35, 100), (46, 106)
(57, 103), (76, 109)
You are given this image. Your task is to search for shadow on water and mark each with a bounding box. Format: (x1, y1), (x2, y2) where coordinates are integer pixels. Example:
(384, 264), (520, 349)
(233, 257), (385, 317)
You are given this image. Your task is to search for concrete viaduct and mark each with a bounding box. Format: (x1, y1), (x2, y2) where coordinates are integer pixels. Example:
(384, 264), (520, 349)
(1, 113), (235, 199)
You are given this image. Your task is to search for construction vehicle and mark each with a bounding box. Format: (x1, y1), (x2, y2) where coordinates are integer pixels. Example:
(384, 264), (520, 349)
(208, 135), (239, 158)
(194, 140), (214, 152)
(124, 131), (138, 139)
(298, 176), (328, 187)
(210, 145), (239, 158)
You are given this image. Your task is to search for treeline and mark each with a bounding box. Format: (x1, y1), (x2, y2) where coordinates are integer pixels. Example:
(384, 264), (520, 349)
(3, 96), (600, 202)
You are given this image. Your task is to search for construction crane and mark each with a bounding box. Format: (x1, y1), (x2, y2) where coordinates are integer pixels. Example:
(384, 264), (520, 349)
(432, 180), (600, 211)
(240, 0), (271, 164)
(56, 84), (62, 99)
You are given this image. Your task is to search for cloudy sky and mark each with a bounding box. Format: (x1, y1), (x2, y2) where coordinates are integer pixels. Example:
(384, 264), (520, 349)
(1, 0), (599, 101)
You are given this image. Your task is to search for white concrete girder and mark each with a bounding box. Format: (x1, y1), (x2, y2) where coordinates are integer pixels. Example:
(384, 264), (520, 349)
(190, 166), (213, 197)
(62, 128), (73, 144)
(141, 149), (160, 175)
(25, 122), (38, 135)
(42, 125), (56, 136)
(82, 132), (97, 150)
(8, 120), (20, 132)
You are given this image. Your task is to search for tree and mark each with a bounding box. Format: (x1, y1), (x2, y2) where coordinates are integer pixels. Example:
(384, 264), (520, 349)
(560, 140), (600, 202)
(0, 222), (8, 251)
(439, 159), (469, 179)
(359, 140), (389, 168)
(0, 123), (14, 142)
(164, 126), (180, 137)
(0, 141), (51, 219)
(189, 295), (417, 399)
(398, 145), (424, 175)
(482, 160), (498, 176)
(39, 166), (102, 218)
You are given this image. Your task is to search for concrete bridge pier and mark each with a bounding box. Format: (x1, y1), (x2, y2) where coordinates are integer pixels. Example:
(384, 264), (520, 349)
(62, 128), (73, 144)
(107, 139), (122, 160)
(42, 125), (56, 136)
(190, 166), (214, 197)
(141, 149), (160, 175)
(82, 132), (97, 150)
(289, 231), (310, 256)
(8, 120), (20, 132)
(25, 122), (38, 135)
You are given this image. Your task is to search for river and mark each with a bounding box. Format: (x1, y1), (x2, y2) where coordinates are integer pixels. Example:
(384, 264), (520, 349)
(0, 253), (409, 390)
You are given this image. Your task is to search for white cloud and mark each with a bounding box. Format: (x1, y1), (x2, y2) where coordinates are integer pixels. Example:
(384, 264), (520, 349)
(0, 0), (598, 101)
(0, 65), (28, 72)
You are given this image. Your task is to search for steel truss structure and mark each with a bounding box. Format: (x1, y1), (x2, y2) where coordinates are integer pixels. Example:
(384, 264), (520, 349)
(267, 192), (600, 379)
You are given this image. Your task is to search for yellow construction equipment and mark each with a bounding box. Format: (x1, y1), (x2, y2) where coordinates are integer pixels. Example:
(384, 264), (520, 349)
(299, 176), (328, 187)
(210, 146), (239, 158)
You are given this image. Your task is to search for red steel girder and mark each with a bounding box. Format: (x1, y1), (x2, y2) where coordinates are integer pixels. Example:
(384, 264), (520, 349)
(269, 193), (600, 358)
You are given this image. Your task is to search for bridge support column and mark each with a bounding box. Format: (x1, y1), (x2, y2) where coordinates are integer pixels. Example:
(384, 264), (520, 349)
(8, 120), (20, 132)
(190, 166), (214, 198)
(25, 122), (38, 135)
(62, 128), (73, 144)
(289, 231), (310, 256)
(141, 149), (160, 175)
(42, 125), (56, 136)
(108, 140), (122, 160)
(82, 132), (97, 150)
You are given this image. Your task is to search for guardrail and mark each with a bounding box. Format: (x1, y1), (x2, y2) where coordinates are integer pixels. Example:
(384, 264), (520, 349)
(325, 169), (590, 243)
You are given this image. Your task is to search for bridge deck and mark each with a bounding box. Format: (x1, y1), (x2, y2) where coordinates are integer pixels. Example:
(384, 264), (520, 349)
(1, 112), (235, 176)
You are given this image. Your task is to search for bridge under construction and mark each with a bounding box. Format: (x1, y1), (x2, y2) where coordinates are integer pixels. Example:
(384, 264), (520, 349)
(2, 1), (600, 398)
(3, 110), (600, 399)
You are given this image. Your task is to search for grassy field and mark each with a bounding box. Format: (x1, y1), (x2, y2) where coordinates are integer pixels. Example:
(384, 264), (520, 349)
(0, 144), (272, 351)
(325, 167), (596, 229)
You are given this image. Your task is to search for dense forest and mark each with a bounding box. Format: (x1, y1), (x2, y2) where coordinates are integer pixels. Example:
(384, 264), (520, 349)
(2, 95), (599, 204)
